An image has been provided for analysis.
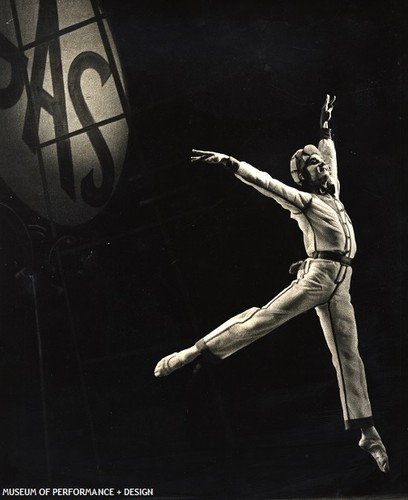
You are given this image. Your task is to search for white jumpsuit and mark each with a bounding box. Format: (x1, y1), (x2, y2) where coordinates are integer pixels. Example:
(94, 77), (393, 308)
(195, 135), (374, 430)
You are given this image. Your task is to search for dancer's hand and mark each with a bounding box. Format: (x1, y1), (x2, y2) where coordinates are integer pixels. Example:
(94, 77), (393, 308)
(320, 94), (336, 128)
(191, 149), (231, 164)
(191, 149), (240, 172)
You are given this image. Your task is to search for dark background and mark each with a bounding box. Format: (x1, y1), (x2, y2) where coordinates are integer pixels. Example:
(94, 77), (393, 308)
(0, 0), (406, 498)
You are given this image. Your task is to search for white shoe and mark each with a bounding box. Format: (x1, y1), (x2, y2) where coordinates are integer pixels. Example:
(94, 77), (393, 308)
(359, 437), (390, 473)
(154, 352), (183, 377)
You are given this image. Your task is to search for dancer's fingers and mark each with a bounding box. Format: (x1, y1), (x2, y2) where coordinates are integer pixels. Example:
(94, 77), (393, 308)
(191, 153), (220, 164)
(192, 149), (214, 155)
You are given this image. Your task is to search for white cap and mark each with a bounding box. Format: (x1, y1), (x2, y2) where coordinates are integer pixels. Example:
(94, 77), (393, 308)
(290, 144), (320, 184)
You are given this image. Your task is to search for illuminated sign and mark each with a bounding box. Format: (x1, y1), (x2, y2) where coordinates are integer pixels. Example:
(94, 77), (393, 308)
(0, 0), (129, 225)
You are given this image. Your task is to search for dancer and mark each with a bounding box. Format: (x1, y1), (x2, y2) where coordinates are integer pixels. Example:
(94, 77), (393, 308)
(154, 95), (389, 473)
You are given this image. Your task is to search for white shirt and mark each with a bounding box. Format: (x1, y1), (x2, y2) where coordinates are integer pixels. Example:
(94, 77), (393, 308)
(234, 138), (357, 258)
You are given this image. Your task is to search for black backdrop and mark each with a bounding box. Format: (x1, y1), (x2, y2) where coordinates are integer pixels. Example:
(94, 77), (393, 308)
(0, 0), (406, 498)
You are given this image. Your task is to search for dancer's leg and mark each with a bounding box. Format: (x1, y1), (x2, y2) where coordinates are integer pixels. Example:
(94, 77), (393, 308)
(315, 269), (372, 428)
(315, 267), (389, 472)
(155, 260), (329, 376)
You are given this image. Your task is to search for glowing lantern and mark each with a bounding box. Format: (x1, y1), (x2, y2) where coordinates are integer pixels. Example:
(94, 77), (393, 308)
(0, 0), (129, 225)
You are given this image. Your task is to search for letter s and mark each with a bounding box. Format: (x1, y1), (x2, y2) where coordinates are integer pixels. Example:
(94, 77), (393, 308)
(68, 51), (114, 207)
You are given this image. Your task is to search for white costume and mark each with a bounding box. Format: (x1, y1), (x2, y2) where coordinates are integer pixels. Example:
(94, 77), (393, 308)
(195, 131), (373, 430)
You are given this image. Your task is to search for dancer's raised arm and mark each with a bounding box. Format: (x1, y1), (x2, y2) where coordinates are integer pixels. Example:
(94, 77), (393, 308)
(318, 94), (339, 194)
(191, 149), (311, 213)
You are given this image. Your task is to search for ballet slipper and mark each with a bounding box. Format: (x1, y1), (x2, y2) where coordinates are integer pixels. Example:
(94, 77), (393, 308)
(359, 436), (390, 473)
(154, 352), (184, 377)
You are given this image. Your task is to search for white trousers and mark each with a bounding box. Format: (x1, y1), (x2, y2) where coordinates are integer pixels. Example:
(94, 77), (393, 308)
(196, 258), (373, 430)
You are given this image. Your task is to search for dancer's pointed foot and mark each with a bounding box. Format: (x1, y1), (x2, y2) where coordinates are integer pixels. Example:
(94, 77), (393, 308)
(154, 346), (199, 377)
(359, 436), (390, 473)
(154, 352), (182, 377)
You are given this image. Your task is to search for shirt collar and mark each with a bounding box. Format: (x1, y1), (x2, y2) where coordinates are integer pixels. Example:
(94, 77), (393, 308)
(319, 183), (336, 196)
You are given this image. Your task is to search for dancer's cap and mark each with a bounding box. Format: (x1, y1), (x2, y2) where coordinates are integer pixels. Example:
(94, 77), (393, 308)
(290, 144), (320, 185)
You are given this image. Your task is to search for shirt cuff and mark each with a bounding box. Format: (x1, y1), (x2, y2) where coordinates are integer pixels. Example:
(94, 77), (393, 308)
(320, 128), (332, 139)
(320, 128), (332, 140)
(222, 156), (240, 173)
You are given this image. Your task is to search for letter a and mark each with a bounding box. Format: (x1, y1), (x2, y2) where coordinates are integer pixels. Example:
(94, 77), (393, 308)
(23, 0), (75, 200)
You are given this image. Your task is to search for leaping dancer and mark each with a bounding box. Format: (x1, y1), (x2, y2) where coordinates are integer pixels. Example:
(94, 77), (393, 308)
(154, 95), (389, 473)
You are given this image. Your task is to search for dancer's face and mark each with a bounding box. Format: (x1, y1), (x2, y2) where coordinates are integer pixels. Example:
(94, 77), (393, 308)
(304, 154), (329, 187)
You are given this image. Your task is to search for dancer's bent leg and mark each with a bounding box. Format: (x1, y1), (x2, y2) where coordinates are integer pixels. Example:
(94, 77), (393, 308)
(155, 261), (329, 377)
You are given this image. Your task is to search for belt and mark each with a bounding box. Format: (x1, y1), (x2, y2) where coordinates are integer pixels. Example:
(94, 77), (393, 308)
(312, 251), (353, 266)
